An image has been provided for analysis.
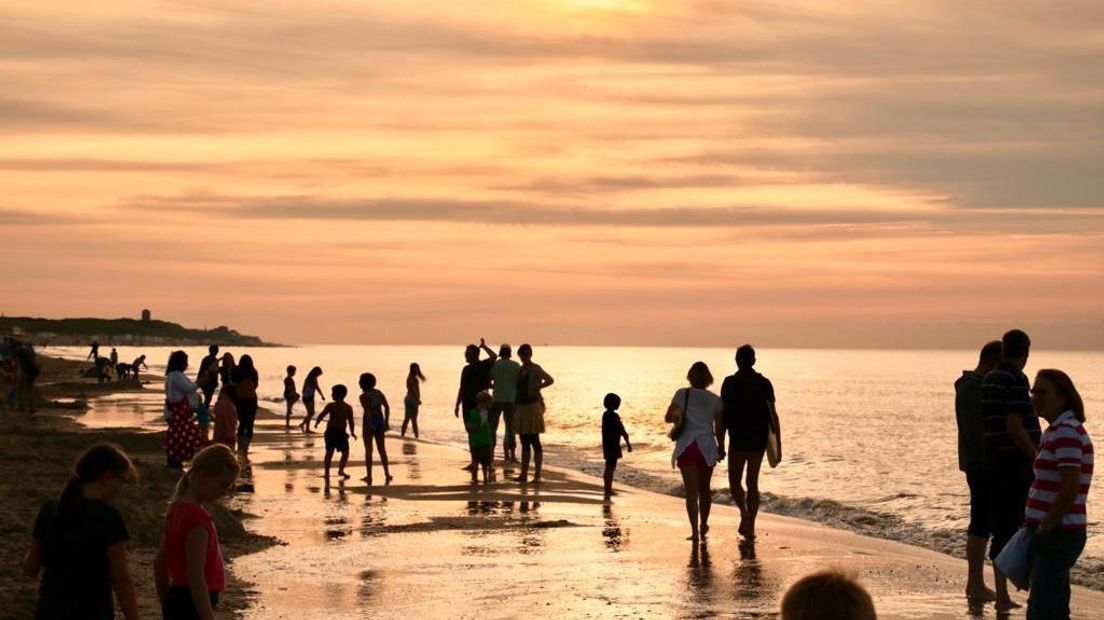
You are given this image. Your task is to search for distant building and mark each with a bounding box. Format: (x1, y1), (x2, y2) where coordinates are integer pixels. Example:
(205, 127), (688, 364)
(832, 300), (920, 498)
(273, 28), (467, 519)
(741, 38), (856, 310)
(141, 309), (151, 323)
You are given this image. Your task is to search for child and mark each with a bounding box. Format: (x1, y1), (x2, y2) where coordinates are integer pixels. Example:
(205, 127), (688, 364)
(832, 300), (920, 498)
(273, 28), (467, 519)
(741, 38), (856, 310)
(211, 385), (238, 450)
(297, 366), (325, 434)
(155, 444), (240, 620)
(466, 391), (494, 483)
(780, 570), (876, 620)
(602, 393), (632, 498)
(283, 365), (299, 430)
(314, 384), (356, 481)
(359, 373), (393, 485)
(196, 402), (212, 443)
(24, 444), (140, 619)
(402, 362), (425, 439)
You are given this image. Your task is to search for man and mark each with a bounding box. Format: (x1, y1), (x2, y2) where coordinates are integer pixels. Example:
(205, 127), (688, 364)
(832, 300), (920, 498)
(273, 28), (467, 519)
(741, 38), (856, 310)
(455, 338), (497, 471)
(981, 329), (1039, 612)
(196, 344), (221, 407)
(490, 344), (521, 463)
(717, 344), (779, 541)
(955, 340), (1002, 601)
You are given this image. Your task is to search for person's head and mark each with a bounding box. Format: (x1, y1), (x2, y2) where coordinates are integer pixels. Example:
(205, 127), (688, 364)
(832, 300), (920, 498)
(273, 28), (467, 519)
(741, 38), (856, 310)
(735, 344), (756, 369)
(111, 347), (117, 353)
(1032, 369), (1085, 423)
(286, 365), (296, 376)
(499, 344), (512, 359)
(166, 350), (188, 375)
(59, 444), (138, 516)
(409, 362), (425, 382)
(309, 366), (323, 379)
(604, 393), (621, 411)
(464, 344), (479, 363)
(238, 354), (255, 373)
(221, 352), (234, 365)
(518, 343), (533, 363)
(172, 444), (240, 503)
(977, 340), (1002, 374)
(1001, 329), (1031, 368)
(476, 390), (493, 408)
(332, 384), (348, 401)
(780, 570), (876, 620)
(209, 344), (219, 355)
(359, 372), (377, 391)
(687, 361), (713, 389)
(135, 355), (145, 363)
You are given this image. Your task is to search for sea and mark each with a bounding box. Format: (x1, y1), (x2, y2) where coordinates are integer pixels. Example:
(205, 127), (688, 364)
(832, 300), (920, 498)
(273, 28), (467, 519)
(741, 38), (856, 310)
(47, 344), (1104, 589)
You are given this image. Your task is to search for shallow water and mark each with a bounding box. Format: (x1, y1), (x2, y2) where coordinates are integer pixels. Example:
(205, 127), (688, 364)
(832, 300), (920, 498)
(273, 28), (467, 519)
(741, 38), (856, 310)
(48, 344), (1104, 586)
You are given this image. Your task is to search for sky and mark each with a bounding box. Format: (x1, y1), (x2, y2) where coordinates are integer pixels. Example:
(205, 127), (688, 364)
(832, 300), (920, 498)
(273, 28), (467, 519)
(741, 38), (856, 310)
(2, 0), (1102, 348)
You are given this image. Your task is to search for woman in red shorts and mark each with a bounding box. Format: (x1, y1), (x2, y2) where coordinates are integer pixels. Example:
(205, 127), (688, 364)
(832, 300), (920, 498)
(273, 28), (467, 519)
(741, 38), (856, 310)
(666, 361), (725, 543)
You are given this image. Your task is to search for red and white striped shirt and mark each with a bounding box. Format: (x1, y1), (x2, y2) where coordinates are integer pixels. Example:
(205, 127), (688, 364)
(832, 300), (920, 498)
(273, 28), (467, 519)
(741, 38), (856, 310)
(1025, 410), (1094, 529)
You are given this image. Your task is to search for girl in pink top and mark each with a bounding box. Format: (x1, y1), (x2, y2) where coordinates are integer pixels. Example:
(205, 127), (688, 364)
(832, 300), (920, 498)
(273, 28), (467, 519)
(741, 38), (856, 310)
(211, 386), (238, 451)
(155, 444), (240, 620)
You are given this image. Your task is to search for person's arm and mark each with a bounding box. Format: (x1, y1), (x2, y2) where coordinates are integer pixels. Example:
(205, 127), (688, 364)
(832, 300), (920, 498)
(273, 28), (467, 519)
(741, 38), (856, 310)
(153, 532), (169, 602)
(381, 393), (390, 428)
(715, 410), (727, 460)
(314, 404), (332, 428)
(479, 338), (497, 362)
(665, 403), (681, 424)
(1039, 467), (1083, 533)
(347, 409), (357, 441)
(22, 540), (42, 577)
(1006, 413), (1039, 460)
(184, 526), (215, 620)
(538, 367), (554, 389)
(107, 542), (139, 620)
(769, 401), (782, 460)
(319, 382), (326, 401)
(455, 385), (463, 417)
(621, 425), (632, 452)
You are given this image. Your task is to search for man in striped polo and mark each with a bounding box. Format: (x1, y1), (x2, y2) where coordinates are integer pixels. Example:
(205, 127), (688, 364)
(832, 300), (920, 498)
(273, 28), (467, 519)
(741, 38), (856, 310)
(981, 328), (1040, 612)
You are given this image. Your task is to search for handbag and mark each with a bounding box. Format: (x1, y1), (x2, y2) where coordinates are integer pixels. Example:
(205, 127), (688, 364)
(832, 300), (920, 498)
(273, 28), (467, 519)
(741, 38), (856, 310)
(994, 526), (1033, 590)
(668, 389), (691, 441)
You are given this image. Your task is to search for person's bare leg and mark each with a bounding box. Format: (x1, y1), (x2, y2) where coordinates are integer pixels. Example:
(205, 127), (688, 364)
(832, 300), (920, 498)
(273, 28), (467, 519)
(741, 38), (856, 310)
(533, 437), (543, 482)
(324, 449), (333, 480)
(363, 435), (374, 485)
(728, 453), (749, 534)
(966, 535), (995, 600)
(518, 439), (531, 483)
(680, 465), (701, 542)
(698, 465), (714, 538)
(994, 568), (1020, 611)
(301, 401), (315, 432)
(338, 449), (350, 478)
(412, 417), (419, 439)
(375, 431), (392, 482)
(401, 416), (409, 437)
(603, 464), (614, 497)
(743, 451), (764, 539)
(285, 401), (293, 429)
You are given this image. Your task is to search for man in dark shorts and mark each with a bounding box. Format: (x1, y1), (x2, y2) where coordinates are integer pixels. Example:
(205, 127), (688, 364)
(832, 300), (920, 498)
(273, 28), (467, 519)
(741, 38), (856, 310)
(196, 344), (220, 407)
(954, 339), (1002, 601)
(981, 329), (1039, 612)
(454, 338), (497, 471)
(718, 344), (779, 540)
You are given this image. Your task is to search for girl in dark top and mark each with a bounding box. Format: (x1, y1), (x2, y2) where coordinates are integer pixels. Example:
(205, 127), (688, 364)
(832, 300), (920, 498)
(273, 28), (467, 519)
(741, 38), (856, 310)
(232, 355), (259, 461)
(298, 366), (326, 434)
(359, 372), (393, 485)
(403, 362), (425, 439)
(24, 444), (140, 620)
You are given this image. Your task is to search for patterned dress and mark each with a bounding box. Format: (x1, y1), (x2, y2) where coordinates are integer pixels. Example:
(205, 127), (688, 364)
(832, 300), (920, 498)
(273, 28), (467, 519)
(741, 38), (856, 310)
(165, 398), (205, 463)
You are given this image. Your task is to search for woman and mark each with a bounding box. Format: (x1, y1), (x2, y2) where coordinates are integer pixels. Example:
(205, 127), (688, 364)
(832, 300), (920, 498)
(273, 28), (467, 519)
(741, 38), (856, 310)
(164, 351), (205, 469)
(24, 444), (140, 620)
(155, 444), (240, 620)
(359, 372), (393, 485)
(403, 363), (425, 439)
(1025, 369), (1093, 620)
(513, 344), (554, 484)
(218, 353), (235, 393)
(667, 361), (725, 543)
(232, 355), (259, 460)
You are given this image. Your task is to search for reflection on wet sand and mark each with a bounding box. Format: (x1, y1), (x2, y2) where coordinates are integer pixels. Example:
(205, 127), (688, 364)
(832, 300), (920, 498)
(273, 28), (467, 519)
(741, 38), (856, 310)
(685, 544), (715, 607)
(602, 504), (627, 553)
(402, 441), (422, 481)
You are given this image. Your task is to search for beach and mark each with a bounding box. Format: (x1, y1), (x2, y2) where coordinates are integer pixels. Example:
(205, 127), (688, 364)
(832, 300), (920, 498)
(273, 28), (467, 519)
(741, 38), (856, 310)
(7, 353), (1103, 618)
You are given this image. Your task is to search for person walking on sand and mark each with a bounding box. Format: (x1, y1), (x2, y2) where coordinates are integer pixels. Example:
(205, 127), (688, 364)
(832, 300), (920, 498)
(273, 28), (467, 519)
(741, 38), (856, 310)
(164, 351), (204, 470)
(359, 373), (393, 485)
(211, 385), (238, 451)
(982, 328), (1040, 612)
(1024, 369), (1093, 620)
(513, 344), (554, 484)
(196, 345), (220, 408)
(298, 366), (325, 433)
(455, 339), (497, 471)
(602, 393), (632, 498)
(154, 444), (240, 620)
(24, 444), (140, 620)
(668, 361), (724, 543)
(232, 355), (259, 461)
(491, 344), (521, 463)
(315, 384), (356, 482)
(955, 340), (1002, 601)
(718, 345), (780, 541)
(283, 365), (299, 430)
(402, 363), (425, 439)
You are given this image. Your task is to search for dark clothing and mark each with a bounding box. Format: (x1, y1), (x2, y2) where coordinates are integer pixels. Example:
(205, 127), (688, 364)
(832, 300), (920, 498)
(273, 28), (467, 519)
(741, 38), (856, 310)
(988, 449), (1034, 560)
(515, 365), (543, 406)
(236, 400), (257, 439)
(33, 499), (129, 620)
(162, 586), (219, 620)
(720, 369), (775, 452)
(324, 428), (349, 453)
(471, 444), (492, 468)
(982, 362), (1040, 455)
(965, 470), (991, 538)
(459, 359), (494, 404)
(602, 410), (627, 462)
(1027, 526), (1087, 620)
(955, 370), (987, 473)
(196, 355), (219, 390)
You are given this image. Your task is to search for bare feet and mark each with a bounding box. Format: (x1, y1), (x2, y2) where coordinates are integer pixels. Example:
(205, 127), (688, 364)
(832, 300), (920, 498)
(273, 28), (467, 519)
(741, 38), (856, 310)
(339, 471), (351, 480)
(513, 475), (528, 484)
(966, 586), (997, 602)
(994, 598), (1021, 613)
(385, 474), (394, 484)
(701, 524), (710, 539)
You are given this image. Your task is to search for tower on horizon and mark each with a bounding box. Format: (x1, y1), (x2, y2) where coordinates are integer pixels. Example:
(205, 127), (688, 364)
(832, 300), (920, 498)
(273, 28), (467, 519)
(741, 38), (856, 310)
(141, 309), (151, 323)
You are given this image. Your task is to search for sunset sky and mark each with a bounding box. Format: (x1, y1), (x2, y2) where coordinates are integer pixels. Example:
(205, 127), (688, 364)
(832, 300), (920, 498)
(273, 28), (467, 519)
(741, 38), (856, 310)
(3, 1), (1102, 347)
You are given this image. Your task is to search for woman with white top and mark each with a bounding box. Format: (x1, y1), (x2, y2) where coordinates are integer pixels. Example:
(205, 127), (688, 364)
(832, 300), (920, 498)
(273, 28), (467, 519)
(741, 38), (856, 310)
(667, 361), (725, 543)
(164, 350), (205, 469)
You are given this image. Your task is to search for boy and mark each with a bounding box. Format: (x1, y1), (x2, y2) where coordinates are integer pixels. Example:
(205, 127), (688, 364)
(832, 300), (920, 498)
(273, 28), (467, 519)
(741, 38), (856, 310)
(283, 365), (299, 429)
(602, 393), (632, 498)
(314, 384), (356, 481)
(466, 391), (494, 483)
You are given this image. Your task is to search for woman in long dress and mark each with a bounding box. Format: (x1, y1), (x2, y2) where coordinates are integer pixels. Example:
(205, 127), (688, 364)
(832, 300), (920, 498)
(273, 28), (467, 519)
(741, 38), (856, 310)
(667, 361), (724, 543)
(164, 350), (204, 469)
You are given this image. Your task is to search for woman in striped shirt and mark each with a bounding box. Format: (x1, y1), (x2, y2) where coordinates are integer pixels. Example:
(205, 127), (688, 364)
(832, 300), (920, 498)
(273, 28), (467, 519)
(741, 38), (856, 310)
(1025, 369), (1093, 620)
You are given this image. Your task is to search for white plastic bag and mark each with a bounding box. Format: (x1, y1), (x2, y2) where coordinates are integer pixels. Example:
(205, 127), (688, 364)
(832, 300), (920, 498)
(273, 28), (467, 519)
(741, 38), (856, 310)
(994, 526), (1032, 590)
